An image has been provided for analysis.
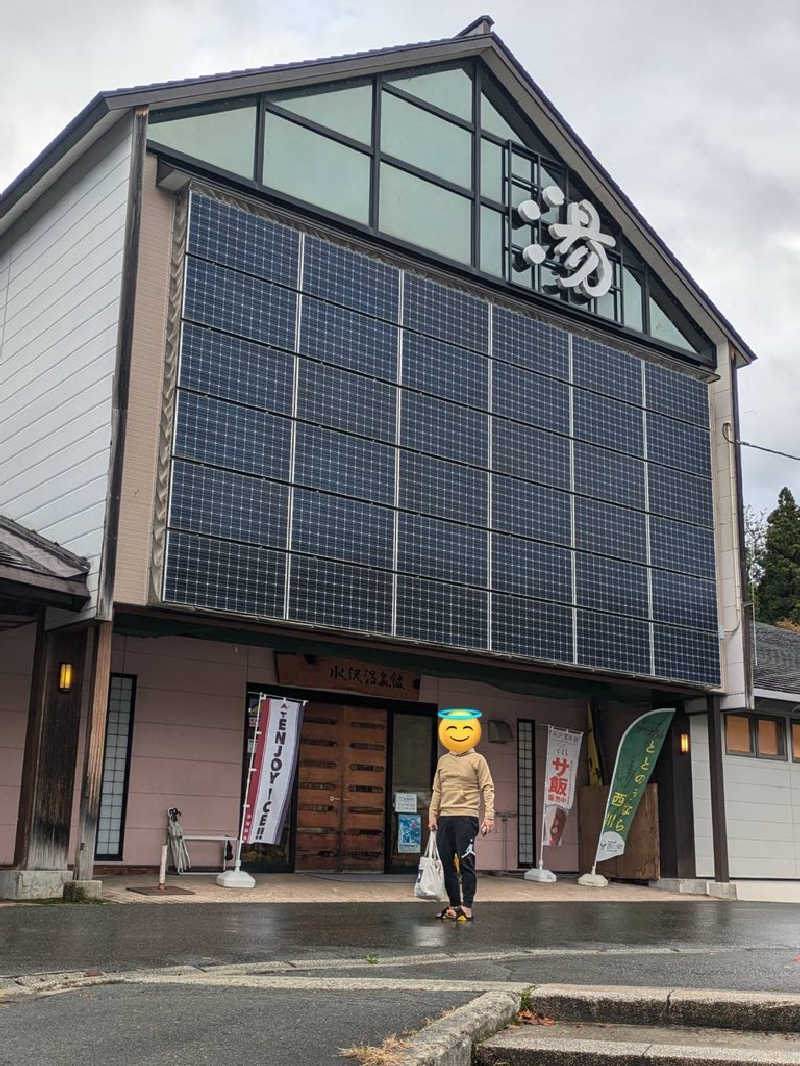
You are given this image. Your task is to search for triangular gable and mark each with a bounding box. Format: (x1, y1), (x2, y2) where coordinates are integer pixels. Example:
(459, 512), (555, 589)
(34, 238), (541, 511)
(0, 21), (755, 364)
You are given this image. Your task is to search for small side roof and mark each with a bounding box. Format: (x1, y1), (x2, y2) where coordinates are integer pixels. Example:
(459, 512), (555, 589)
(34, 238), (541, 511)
(0, 16), (757, 365)
(0, 515), (90, 611)
(754, 622), (800, 698)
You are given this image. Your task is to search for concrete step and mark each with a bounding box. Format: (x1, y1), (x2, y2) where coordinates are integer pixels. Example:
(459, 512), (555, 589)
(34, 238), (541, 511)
(475, 1019), (800, 1065)
(524, 984), (800, 1033)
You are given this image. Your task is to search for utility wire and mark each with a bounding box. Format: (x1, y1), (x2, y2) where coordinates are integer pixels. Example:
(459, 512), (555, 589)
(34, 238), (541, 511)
(722, 424), (800, 464)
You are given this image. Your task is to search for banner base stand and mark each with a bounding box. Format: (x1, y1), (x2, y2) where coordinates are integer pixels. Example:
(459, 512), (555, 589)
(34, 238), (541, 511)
(216, 868), (256, 889)
(523, 867), (557, 883)
(578, 872), (609, 887)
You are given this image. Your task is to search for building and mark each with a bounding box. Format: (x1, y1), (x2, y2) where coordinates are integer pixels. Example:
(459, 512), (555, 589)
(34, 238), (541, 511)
(692, 623), (800, 884)
(0, 17), (755, 897)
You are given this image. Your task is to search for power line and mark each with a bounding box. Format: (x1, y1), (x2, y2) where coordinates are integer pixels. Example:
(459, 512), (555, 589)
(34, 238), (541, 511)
(722, 424), (800, 464)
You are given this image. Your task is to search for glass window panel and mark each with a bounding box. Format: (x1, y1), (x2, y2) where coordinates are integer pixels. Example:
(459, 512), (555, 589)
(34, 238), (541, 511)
(793, 722), (800, 761)
(264, 114), (370, 224)
(381, 91), (472, 188)
(270, 83), (372, 143)
(511, 151), (533, 184)
(379, 163), (471, 264)
(480, 206), (504, 277)
(725, 714), (752, 754)
(481, 138), (504, 201)
(623, 268), (644, 331)
(758, 717), (783, 757)
(149, 105), (256, 178)
(386, 67), (472, 121)
(481, 93), (521, 142)
(649, 290), (695, 351)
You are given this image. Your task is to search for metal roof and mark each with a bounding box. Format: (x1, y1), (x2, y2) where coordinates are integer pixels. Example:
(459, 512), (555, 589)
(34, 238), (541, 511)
(754, 622), (800, 697)
(0, 16), (757, 365)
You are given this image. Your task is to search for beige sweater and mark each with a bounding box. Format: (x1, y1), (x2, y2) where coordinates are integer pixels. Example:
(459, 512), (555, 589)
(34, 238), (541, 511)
(429, 750), (495, 822)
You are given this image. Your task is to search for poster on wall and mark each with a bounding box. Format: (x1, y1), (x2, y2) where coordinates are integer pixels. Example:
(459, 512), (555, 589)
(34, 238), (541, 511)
(242, 696), (305, 846)
(397, 813), (422, 853)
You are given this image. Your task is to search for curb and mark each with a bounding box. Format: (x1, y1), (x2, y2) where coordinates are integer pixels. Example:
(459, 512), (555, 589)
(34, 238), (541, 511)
(396, 990), (521, 1066)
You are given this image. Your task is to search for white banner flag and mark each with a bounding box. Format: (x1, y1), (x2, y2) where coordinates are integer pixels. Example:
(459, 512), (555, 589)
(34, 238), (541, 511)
(242, 697), (305, 846)
(542, 726), (583, 849)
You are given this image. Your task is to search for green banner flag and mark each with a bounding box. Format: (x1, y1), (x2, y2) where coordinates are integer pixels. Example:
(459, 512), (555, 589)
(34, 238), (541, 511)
(594, 708), (675, 866)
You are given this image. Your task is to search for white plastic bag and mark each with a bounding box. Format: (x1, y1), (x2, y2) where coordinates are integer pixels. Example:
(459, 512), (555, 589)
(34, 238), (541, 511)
(414, 832), (445, 900)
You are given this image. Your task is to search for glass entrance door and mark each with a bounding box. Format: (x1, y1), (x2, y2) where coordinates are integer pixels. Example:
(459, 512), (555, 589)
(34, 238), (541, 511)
(387, 712), (436, 873)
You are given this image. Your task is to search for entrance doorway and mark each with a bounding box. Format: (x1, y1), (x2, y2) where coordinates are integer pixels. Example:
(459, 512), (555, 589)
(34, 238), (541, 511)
(295, 704), (388, 871)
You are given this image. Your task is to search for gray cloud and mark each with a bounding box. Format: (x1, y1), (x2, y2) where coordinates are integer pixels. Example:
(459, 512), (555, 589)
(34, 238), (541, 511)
(2, 0), (797, 512)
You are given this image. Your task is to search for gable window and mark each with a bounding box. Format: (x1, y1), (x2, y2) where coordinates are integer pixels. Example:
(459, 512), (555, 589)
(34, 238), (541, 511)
(147, 60), (714, 363)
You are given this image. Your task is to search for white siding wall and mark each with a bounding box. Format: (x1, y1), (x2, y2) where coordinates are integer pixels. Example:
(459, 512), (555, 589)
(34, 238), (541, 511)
(0, 118), (133, 611)
(691, 714), (800, 879)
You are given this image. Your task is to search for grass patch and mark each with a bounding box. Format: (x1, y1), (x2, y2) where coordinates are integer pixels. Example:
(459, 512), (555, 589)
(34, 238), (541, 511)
(339, 1033), (407, 1065)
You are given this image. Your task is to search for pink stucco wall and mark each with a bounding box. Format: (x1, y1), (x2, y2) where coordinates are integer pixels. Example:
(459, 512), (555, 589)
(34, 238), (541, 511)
(421, 676), (587, 874)
(0, 623), (35, 864)
(108, 634), (276, 867)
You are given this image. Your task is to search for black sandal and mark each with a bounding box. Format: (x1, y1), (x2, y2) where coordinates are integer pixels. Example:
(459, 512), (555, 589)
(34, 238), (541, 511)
(455, 907), (473, 922)
(436, 907), (458, 920)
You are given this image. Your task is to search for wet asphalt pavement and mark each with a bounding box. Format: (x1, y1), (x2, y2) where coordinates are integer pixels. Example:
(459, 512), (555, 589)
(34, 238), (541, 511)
(2, 900), (800, 989)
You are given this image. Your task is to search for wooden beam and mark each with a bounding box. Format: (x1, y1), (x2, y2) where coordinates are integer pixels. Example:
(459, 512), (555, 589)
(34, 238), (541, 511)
(707, 694), (730, 883)
(72, 620), (114, 881)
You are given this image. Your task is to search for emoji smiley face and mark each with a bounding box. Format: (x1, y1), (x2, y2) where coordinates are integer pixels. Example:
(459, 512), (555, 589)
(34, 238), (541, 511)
(438, 708), (482, 754)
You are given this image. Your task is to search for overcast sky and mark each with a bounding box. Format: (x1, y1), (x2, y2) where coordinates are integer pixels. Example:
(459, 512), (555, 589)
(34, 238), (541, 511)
(2, 0), (797, 515)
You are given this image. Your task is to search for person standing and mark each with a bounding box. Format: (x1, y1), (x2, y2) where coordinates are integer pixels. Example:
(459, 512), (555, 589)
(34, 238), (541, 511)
(428, 708), (495, 921)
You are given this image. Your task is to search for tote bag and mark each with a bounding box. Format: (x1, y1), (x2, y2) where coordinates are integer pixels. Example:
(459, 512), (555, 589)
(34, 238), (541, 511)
(414, 832), (445, 900)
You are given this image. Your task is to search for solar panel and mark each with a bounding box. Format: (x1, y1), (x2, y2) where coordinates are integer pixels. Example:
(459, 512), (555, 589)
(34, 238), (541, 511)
(572, 335), (642, 405)
(645, 362), (708, 427)
(299, 295), (397, 379)
(493, 363), (570, 434)
(189, 193), (299, 286)
(289, 554), (393, 633)
(399, 452), (487, 525)
(303, 235), (399, 320)
(170, 460), (288, 548)
(492, 595), (573, 661)
(403, 332), (488, 408)
(297, 361), (396, 443)
(492, 306), (569, 380)
(574, 497), (646, 563)
(183, 257), (296, 350)
(396, 577), (487, 648)
(401, 391), (487, 466)
(294, 424), (395, 503)
(576, 553), (649, 618)
(403, 273), (489, 352)
(164, 531), (286, 617)
(492, 534), (571, 602)
(577, 610), (651, 675)
(180, 324), (294, 414)
(173, 392), (292, 480)
(573, 389), (644, 457)
(292, 489), (394, 568)
(493, 419), (570, 488)
(650, 515), (716, 577)
(397, 514), (487, 586)
(163, 193), (721, 686)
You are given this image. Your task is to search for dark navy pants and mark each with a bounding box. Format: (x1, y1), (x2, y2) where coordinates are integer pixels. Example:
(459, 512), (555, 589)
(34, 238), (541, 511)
(437, 816), (479, 907)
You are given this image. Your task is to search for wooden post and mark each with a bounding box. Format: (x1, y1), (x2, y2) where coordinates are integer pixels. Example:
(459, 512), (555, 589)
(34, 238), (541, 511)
(72, 620), (114, 881)
(707, 694), (730, 883)
(654, 708), (696, 880)
(14, 622), (88, 869)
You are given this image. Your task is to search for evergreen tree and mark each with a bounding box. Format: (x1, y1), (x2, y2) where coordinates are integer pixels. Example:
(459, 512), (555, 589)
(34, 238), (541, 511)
(757, 488), (800, 624)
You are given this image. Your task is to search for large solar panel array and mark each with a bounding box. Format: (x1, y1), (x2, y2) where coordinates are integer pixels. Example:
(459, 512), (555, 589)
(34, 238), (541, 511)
(163, 192), (720, 685)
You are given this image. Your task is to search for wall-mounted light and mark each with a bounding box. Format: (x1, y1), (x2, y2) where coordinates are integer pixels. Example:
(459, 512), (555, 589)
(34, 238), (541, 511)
(680, 732), (690, 754)
(58, 663), (73, 693)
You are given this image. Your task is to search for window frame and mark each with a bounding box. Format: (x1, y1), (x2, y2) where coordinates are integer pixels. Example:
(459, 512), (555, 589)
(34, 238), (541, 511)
(146, 58), (715, 365)
(724, 712), (788, 761)
(94, 673), (137, 862)
(791, 721), (800, 763)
